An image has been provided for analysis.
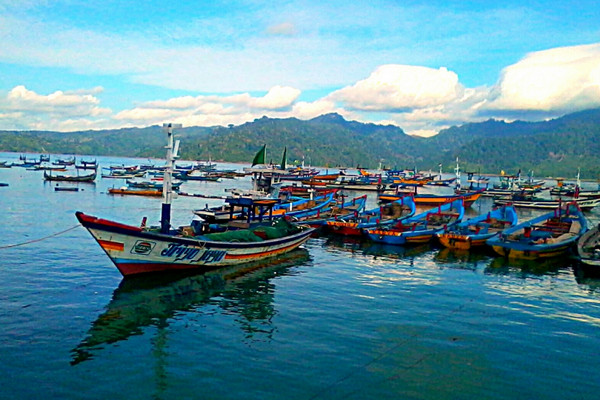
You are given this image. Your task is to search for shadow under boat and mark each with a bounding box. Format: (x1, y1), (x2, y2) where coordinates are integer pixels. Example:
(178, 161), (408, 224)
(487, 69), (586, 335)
(484, 253), (576, 277)
(70, 248), (311, 365)
(322, 235), (435, 261)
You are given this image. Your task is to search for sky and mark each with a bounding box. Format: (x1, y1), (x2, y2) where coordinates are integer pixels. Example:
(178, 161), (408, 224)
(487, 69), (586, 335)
(0, 0), (599, 137)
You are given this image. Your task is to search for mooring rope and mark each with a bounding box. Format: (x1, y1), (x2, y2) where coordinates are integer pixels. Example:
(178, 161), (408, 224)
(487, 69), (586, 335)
(0, 224), (81, 250)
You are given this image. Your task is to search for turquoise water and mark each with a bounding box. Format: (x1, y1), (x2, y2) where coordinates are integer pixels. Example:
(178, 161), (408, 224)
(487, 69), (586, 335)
(1, 153), (600, 400)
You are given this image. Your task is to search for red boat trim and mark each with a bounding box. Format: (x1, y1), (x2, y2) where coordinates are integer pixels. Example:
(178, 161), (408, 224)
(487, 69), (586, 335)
(76, 212), (143, 232)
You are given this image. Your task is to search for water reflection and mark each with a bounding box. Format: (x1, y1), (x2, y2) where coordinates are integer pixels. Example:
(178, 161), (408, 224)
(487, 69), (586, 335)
(71, 249), (311, 365)
(573, 261), (600, 292)
(484, 254), (575, 277)
(323, 235), (434, 262)
(434, 247), (492, 271)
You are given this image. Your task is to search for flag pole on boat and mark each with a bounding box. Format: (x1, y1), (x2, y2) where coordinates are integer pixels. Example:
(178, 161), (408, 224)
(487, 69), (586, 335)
(161, 123), (182, 233)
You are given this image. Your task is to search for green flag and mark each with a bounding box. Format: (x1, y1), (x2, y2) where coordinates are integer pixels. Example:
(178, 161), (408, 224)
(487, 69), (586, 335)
(251, 145), (266, 166)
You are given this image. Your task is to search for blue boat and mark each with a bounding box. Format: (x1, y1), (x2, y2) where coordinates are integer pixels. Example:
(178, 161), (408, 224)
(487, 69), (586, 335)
(486, 202), (587, 260)
(324, 196), (416, 236)
(364, 198), (465, 245)
(293, 194), (368, 227)
(437, 205), (518, 250)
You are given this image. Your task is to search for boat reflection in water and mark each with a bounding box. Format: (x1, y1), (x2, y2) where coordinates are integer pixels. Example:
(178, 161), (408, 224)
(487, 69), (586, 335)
(484, 253), (575, 277)
(71, 248), (311, 365)
(323, 235), (434, 262)
(434, 247), (493, 271)
(573, 261), (600, 291)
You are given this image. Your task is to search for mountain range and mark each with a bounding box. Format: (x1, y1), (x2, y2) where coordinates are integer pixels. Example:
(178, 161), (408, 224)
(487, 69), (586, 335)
(1, 108), (599, 178)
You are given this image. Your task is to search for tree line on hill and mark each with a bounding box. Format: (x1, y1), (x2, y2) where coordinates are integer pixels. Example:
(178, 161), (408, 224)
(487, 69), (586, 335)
(1, 108), (599, 178)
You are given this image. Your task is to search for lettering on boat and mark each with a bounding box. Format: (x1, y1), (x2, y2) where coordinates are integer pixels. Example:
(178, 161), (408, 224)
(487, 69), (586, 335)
(160, 243), (226, 263)
(131, 240), (156, 255)
(161, 243), (202, 261)
(197, 249), (227, 263)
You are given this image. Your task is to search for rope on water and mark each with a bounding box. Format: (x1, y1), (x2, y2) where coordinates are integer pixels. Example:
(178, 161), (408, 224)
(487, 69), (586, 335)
(0, 224), (81, 250)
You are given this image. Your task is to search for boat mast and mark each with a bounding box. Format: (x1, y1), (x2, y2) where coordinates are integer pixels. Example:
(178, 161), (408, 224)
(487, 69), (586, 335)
(161, 123), (181, 234)
(454, 157), (461, 192)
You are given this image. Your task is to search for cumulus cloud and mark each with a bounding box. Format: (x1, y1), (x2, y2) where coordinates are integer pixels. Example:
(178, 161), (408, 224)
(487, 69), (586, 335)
(329, 65), (462, 112)
(484, 43), (600, 114)
(3, 85), (110, 118)
(2, 42), (600, 135)
(112, 86), (302, 128)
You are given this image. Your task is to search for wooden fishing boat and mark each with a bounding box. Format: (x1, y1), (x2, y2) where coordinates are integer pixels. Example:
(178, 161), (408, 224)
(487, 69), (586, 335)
(293, 194), (368, 227)
(76, 210), (314, 277)
(437, 205), (518, 250)
(126, 179), (182, 190)
(77, 124), (315, 277)
(279, 185), (339, 198)
(323, 196), (416, 236)
(576, 223), (600, 268)
(379, 189), (483, 208)
(44, 170), (96, 182)
(193, 192), (336, 224)
(364, 199), (464, 245)
(29, 165), (67, 171)
(425, 177), (457, 187)
(486, 202), (587, 260)
(174, 171), (221, 181)
(493, 193), (600, 211)
(76, 159), (98, 170)
(52, 156), (75, 166)
(108, 188), (163, 197)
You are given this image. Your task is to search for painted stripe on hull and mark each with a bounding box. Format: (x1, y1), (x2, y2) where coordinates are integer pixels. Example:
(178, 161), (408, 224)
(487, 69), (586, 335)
(109, 236), (311, 276)
(491, 244), (571, 260)
(98, 239), (124, 252)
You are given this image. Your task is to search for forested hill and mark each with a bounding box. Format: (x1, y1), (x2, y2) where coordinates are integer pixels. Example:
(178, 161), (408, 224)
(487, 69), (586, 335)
(1, 108), (600, 177)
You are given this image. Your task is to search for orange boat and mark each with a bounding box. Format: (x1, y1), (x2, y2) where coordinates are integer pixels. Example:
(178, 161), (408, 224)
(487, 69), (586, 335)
(108, 188), (162, 197)
(379, 190), (483, 208)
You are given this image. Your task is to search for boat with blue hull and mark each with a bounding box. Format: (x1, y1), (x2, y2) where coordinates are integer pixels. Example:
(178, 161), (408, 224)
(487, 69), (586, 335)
(324, 196), (416, 236)
(487, 202), (587, 260)
(437, 205), (518, 250)
(364, 198), (464, 245)
(292, 194), (368, 227)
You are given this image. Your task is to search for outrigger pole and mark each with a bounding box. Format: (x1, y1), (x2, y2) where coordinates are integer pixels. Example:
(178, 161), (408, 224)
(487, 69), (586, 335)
(161, 123), (182, 233)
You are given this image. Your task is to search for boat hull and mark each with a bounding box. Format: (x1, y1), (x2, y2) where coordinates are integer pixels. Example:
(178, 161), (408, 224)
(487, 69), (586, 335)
(486, 203), (587, 260)
(577, 225), (600, 267)
(76, 212), (314, 276)
(490, 244), (573, 260)
(366, 229), (435, 245)
(437, 233), (492, 250)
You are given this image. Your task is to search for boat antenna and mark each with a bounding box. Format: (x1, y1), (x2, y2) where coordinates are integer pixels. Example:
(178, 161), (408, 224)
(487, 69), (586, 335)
(161, 123), (182, 234)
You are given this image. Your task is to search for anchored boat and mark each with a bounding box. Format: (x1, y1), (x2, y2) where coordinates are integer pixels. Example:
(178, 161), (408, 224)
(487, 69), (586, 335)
(76, 124), (315, 277)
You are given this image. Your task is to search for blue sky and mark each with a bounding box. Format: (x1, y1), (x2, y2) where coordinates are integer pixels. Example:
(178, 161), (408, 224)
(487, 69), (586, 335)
(0, 0), (599, 136)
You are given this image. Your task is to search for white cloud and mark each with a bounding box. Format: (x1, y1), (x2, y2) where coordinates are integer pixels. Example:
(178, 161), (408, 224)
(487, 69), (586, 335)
(249, 86), (300, 109)
(266, 22), (297, 36)
(330, 65), (462, 112)
(1, 42), (600, 135)
(7, 85), (100, 108)
(484, 43), (600, 113)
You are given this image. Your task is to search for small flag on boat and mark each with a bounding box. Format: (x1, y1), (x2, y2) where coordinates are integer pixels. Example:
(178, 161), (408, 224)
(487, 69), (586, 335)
(251, 145), (266, 166)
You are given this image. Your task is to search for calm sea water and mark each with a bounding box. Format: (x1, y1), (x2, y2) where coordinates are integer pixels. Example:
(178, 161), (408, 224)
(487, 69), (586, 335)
(1, 152), (600, 400)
